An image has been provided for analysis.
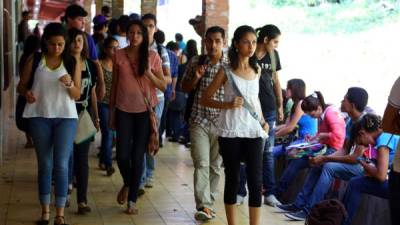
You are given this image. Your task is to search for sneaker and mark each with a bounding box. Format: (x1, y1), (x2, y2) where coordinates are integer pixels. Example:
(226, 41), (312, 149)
(145, 178), (154, 188)
(236, 195), (245, 205)
(285, 210), (307, 221)
(194, 207), (213, 221)
(264, 194), (282, 207)
(276, 203), (300, 213)
(77, 205), (91, 214)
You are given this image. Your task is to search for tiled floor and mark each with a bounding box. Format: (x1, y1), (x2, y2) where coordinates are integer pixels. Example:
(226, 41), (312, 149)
(0, 125), (303, 225)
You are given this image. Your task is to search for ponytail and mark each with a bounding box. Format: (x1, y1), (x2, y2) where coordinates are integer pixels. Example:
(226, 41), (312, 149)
(301, 91), (327, 112)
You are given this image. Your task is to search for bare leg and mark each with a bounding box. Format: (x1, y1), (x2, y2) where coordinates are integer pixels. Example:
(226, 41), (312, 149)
(249, 206), (261, 225)
(225, 204), (237, 225)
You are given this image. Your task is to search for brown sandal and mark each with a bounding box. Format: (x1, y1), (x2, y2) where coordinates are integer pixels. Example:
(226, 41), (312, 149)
(117, 186), (128, 205)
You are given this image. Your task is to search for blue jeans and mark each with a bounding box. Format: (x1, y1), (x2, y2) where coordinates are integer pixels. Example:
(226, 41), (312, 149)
(294, 162), (364, 213)
(141, 96), (164, 187)
(30, 117), (77, 208)
(277, 147), (335, 196)
(98, 102), (113, 167)
(342, 176), (389, 225)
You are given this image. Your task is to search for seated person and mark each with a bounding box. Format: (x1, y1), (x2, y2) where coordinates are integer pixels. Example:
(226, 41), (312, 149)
(342, 113), (399, 225)
(278, 87), (369, 221)
(273, 79), (318, 157)
(275, 91), (346, 199)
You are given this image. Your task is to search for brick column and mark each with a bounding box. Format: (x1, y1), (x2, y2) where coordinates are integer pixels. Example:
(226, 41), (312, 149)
(112, 0), (124, 18)
(141, 0), (157, 15)
(202, 0), (229, 39)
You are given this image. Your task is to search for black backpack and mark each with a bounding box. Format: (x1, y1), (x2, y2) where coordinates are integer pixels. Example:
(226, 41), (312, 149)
(305, 199), (347, 225)
(15, 52), (41, 132)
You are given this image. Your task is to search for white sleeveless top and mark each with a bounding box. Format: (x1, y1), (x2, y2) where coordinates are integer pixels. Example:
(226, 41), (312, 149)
(23, 57), (78, 119)
(215, 67), (267, 138)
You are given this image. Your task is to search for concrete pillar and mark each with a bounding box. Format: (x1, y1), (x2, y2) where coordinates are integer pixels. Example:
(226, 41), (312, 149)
(83, 0), (92, 33)
(141, 0), (157, 15)
(112, 0), (124, 18)
(203, 0), (229, 39)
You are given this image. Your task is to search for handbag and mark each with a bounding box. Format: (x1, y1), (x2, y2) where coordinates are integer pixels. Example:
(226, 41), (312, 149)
(74, 61), (97, 144)
(125, 50), (159, 155)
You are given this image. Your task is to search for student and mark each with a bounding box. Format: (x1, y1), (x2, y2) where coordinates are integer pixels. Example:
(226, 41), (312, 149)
(181, 26), (227, 221)
(256, 24), (284, 206)
(140, 13), (171, 193)
(98, 36), (119, 176)
(68, 28), (100, 215)
(280, 87), (369, 221)
(342, 114), (400, 225)
(17, 22), (81, 225)
(274, 79), (318, 153)
(109, 20), (166, 214)
(276, 91), (346, 198)
(201, 25), (268, 225)
(382, 76), (400, 225)
(65, 4), (105, 101)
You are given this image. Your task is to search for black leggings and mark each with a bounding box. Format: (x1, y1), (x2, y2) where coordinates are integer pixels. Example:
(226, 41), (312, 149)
(73, 140), (91, 204)
(116, 109), (149, 203)
(218, 137), (264, 207)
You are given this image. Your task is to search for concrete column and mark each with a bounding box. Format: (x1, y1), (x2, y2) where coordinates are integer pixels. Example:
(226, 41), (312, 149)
(83, 0), (92, 33)
(95, 0), (103, 15)
(112, 0), (124, 18)
(141, 0), (157, 15)
(203, 0), (229, 38)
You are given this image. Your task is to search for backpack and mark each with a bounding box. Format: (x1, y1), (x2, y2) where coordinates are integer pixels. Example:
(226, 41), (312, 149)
(183, 54), (207, 123)
(305, 199), (347, 225)
(15, 52), (41, 132)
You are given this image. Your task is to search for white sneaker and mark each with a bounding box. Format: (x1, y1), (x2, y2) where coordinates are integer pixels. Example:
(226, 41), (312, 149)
(264, 194), (282, 207)
(236, 195), (245, 205)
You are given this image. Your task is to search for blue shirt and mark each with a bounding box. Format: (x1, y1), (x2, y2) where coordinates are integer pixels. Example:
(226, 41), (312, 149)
(164, 49), (178, 99)
(375, 132), (400, 164)
(85, 33), (98, 60)
(298, 114), (318, 138)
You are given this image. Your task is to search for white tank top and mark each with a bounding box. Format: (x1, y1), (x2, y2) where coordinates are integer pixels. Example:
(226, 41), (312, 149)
(23, 57), (78, 119)
(215, 67), (267, 138)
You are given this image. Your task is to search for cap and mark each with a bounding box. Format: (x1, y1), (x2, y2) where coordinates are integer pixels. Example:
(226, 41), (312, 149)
(189, 15), (203, 25)
(93, 15), (108, 26)
(65, 4), (88, 19)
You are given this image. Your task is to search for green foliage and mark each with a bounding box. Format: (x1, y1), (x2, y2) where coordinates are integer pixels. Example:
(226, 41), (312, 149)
(254, 0), (400, 34)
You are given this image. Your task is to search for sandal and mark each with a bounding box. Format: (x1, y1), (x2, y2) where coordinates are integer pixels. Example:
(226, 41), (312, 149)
(126, 202), (138, 215)
(54, 216), (68, 225)
(117, 186), (129, 205)
(36, 211), (50, 225)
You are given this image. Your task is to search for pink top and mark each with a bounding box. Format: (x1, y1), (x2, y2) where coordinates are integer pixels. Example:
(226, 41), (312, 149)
(318, 105), (346, 151)
(113, 49), (162, 113)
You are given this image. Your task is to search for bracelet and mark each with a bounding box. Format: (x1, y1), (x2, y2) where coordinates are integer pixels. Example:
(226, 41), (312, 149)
(64, 81), (74, 89)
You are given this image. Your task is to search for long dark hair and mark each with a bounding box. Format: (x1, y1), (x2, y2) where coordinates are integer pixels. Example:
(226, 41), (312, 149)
(255, 24), (281, 44)
(126, 20), (149, 76)
(287, 79), (306, 115)
(228, 25), (258, 73)
(41, 22), (75, 75)
(67, 28), (89, 60)
(185, 39), (198, 61)
(19, 35), (40, 71)
(301, 91), (327, 112)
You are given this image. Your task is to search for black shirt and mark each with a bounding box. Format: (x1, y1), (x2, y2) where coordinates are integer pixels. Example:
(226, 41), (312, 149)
(258, 49), (281, 114)
(76, 59), (97, 114)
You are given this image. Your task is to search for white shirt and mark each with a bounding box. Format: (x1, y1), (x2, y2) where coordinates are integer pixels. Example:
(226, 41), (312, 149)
(215, 67), (267, 139)
(23, 57), (78, 119)
(114, 35), (129, 49)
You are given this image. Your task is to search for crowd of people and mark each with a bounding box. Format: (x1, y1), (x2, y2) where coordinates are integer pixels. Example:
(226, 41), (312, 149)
(16, 4), (400, 225)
